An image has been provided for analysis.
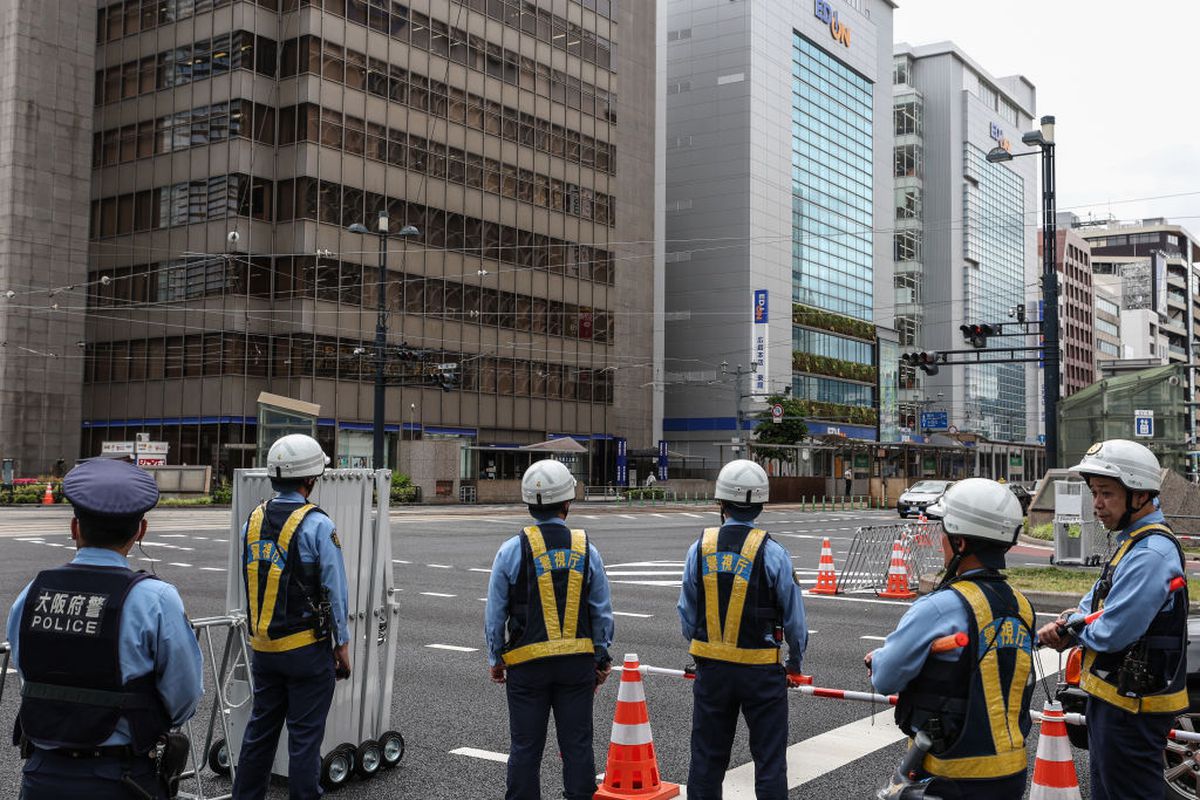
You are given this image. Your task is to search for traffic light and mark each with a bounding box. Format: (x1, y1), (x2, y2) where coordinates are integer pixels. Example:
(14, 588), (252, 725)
(900, 351), (941, 375)
(960, 323), (999, 348)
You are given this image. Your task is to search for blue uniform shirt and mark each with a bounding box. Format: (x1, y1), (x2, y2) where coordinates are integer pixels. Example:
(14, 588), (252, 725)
(869, 571), (982, 695)
(6, 548), (204, 747)
(1073, 508), (1183, 653)
(676, 520), (808, 671)
(484, 517), (614, 667)
(241, 491), (350, 646)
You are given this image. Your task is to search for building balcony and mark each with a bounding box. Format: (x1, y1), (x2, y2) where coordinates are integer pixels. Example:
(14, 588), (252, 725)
(1169, 345), (1189, 361)
(894, 259), (923, 277)
(895, 301), (923, 319)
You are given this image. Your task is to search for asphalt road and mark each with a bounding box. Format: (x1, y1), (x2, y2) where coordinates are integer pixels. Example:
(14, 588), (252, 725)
(0, 503), (1105, 799)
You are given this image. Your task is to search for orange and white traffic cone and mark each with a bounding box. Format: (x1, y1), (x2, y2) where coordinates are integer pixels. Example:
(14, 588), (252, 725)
(595, 654), (679, 800)
(1029, 701), (1082, 799)
(878, 539), (916, 599)
(41, 484), (54, 505)
(808, 537), (839, 595)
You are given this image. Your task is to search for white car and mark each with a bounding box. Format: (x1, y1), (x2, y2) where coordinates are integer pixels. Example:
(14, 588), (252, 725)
(897, 480), (953, 519)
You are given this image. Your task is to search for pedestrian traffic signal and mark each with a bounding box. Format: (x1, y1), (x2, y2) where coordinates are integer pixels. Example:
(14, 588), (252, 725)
(960, 323), (999, 348)
(900, 351), (941, 375)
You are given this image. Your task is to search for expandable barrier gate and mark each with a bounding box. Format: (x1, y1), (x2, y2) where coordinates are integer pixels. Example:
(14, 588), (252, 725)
(837, 521), (943, 595)
(216, 469), (401, 785)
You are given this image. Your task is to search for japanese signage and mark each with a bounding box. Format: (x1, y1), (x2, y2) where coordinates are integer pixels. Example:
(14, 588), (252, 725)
(814, 0), (851, 47)
(752, 290), (769, 399)
(989, 122), (1012, 153)
(1135, 409), (1154, 438)
(28, 589), (109, 637)
(615, 438), (628, 486)
(658, 439), (669, 481)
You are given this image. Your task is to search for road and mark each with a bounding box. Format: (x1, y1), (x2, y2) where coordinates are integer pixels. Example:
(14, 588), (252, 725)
(0, 503), (1096, 799)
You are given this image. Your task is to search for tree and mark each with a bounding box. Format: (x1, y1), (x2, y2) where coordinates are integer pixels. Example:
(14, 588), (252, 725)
(751, 395), (809, 463)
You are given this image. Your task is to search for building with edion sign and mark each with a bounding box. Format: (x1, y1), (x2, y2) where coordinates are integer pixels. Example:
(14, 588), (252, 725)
(0, 0), (660, 483)
(662, 0), (897, 469)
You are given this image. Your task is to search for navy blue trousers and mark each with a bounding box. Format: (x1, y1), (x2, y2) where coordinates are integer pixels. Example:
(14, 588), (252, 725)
(688, 661), (788, 800)
(232, 642), (336, 800)
(1087, 696), (1174, 800)
(504, 654), (596, 800)
(21, 748), (165, 800)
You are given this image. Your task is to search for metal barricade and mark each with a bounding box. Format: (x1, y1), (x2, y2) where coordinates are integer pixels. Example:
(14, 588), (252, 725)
(838, 521), (943, 595)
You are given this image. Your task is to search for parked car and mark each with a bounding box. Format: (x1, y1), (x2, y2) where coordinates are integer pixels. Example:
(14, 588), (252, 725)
(1055, 616), (1200, 799)
(897, 480), (953, 519)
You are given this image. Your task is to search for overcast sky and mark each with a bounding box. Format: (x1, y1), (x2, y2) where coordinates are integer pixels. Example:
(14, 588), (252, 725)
(892, 0), (1200, 234)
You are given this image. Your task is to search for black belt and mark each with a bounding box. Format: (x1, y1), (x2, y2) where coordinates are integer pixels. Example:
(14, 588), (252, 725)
(40, 745), (151, 760)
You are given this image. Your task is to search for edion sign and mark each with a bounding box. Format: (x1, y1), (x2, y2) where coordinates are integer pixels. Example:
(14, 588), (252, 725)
(814, 0), (851, 47)
(989, 122), (1012, 153)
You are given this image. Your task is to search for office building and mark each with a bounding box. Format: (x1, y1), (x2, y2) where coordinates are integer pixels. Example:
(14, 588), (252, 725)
(69, 0), (660, 482)
(663, 0), (897, 463)
(892, 42), (1038, 444)
(1039, 222), (1094, 397)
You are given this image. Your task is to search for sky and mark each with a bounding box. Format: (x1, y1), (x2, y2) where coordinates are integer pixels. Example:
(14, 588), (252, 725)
(892, 0), (1200, 235)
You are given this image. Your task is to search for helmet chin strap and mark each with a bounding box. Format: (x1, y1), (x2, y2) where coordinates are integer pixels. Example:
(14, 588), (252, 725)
(935, 537), (966, 592)
(1115, 490), (1153, 532)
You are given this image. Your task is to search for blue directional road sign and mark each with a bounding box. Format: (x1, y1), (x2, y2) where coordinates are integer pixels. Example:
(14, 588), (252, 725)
(1134, 409), (1154, 438)
(920, 411), (948, 431)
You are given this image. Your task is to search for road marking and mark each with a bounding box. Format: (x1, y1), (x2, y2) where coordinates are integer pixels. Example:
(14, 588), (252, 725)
(607, 561), (686, 568)
(450, 747), (508, 763)
(160, 534), (187, 538)
(193, 536), (209, 540)
(428, 563), (454, 569)
(619, 515), (637, 520)
(425, 644), (478, 653)
(468, 567), (492, 573)
(200, 567), (226, 572)
(609, 580), (682, 587)
(168, 563), (192, 568)
(802, 593), (912, 607)
(606, 570), (681, 577)
(613, 611), (653, 618)
(859, 635), (887, 642)
(212, 538), (227, 543)
(393, 559), (412, 564)
(14, 537), (44, 542)
(680, 512), (704, 518)
(138, 557), (161, 563)
(421, 592), (457, 598)
(478, 598), (488, 602)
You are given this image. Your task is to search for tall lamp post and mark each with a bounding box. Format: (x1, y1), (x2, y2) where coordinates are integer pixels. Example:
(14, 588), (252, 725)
(986, 115), (1058, 469)
(347, 210), (419, 470)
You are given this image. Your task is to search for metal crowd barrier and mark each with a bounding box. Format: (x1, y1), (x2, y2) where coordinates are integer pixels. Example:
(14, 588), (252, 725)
(837, 520), (943, 595)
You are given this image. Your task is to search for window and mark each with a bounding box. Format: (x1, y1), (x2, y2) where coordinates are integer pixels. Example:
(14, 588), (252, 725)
(895, 187), (921, 220)
(892, 55), (911, 86)
(894, 144), (922, 179)
(893, 98), (921, 137)
(894, 230), (922, 262)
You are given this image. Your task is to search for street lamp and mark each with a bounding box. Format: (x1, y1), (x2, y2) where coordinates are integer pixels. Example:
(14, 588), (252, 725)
(986, 114), (1058, 468)
(347, 210), (420, 470)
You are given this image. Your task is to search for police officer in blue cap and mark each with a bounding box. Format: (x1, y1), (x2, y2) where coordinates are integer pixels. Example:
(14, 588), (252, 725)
(6, 458), (204, 800)
(233, 434), (350, 800)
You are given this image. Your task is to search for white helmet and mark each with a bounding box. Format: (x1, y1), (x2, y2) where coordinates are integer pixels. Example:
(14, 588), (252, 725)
(521, 459), (577, 505)
(941, 478), (1023, 546)
(714, 459), (769, 505)
(1070, 439), (1162, 493)
(266, 434), (329, 479)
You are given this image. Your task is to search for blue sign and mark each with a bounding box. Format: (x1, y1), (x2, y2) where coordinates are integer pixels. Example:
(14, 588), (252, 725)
(920, 411), (948, 431)
(753, 290), (768, 324)
(657, 440), (669, 481)
(615, 438), (628, 485)
(1135, 410), (1154, 438)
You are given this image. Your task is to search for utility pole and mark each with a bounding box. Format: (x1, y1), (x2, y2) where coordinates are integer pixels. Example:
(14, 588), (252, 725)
(721, 361), (756, 458)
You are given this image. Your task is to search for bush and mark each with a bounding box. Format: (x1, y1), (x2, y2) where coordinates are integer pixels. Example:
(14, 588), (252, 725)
(1027, 522), (1053, 541)
(160, 496), (214, 507)
(625, 487), (667, 501)
(2, 480), (63, 504)
(390, 472), (420, 503)
(211, 479), (232, 505)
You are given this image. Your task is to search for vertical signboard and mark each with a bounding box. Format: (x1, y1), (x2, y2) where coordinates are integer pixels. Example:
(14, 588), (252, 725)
(615, 437), (628, 486)
(752, 290), (769, 399)
(657, 440), (669, 481)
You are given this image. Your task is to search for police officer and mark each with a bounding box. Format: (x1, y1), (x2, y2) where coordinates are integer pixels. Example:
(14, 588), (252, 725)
(866, 478), (1034, 799)
(233, 434), (350, 800)
(5, 458), (204, 799)
(484, 458), (614, 800)
(677, 459), (807, 800)
(1036, 440), (1185, 800)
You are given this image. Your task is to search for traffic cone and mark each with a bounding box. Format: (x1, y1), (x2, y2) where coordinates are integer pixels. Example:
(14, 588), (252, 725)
(1029, 701), (1082, 799)
(878, 539), (916, 599)
(595, 654), (679, 800)
(808, 537), (839, 595)
(41, 484), (54, 505)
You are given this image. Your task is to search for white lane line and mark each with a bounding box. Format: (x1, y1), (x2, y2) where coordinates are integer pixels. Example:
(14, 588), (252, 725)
(393, 559), (411, 564)
(478, 598), (488, 602)
(468, 567), (492, 573)
(43, 543), (64, 547)
(200, 567), (226, 572)
(427, 563), (454, 569)
(138, 557), (161, 563)
(160, 534), (187, 538)
(613, 611), (653, 618)
(606, 570), (681, 577)
(450, 747), (508, 763)
(618, 515), (637, 520)
(609, 580), (682, 587)
(859, 635), (887, 642)
(193, 536), (209, 540)
(421, 592), (457, 598)
(802, 593), (912, 607)
(212, 538), (227, 543)
(14, 537), (44, 542)
(808, 630), (818, 635)
(425, 644), (478, 653)
(168, 563), (192, 568)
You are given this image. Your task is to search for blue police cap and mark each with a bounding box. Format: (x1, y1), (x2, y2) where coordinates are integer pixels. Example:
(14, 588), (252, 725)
(63, 458), (159, 518)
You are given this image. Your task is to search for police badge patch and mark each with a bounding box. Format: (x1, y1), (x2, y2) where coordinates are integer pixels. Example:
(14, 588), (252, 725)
(1086, 442), (1103, 456)
(330, 531), (342, 549)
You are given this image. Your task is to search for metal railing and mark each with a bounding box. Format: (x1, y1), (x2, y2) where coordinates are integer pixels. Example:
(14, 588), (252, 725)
(838, 520), (943, 595)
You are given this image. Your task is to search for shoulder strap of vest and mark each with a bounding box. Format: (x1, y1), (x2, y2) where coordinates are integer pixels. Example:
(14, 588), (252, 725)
(560, 530), (588, 640)
(699, 528), (722, 642)
(1096, 523), (1182, 609)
